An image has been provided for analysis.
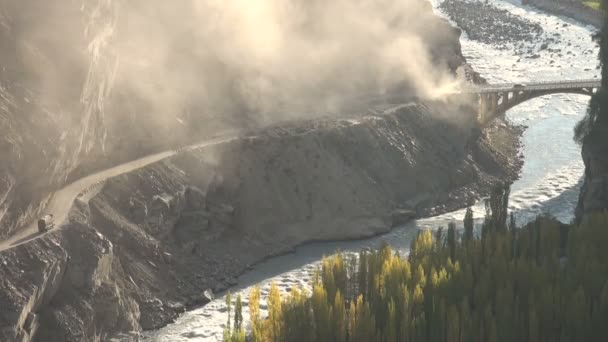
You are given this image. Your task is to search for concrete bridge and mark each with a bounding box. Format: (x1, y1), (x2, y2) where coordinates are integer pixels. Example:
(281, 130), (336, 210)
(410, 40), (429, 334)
(465, 79), (601, 124)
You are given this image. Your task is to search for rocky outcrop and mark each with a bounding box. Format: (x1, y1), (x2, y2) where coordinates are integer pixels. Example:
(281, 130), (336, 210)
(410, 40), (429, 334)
(391, 209), (417, 227)
(439, 0), (544, 48)
(0, 225), (140, 342)
(437, 0), (581, 66)
(576, 130), (608, 221)
(0, 102), (521, 341)
(0, 0), (239, 239)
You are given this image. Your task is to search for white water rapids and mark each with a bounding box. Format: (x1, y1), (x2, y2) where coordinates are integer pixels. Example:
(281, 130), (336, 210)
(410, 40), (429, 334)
(145, 1), (600, 340)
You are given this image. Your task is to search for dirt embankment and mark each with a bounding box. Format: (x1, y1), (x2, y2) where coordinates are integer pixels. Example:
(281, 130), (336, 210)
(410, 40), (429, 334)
(0, 102), (522, 341)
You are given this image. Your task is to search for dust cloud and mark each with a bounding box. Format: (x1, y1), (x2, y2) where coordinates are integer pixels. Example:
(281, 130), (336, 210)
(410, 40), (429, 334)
(115, 0), (464, 126)
(5, 0), (465, 139)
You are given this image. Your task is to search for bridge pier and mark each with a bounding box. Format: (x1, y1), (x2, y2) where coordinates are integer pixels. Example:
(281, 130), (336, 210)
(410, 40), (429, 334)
(489, 93), (498, 115)
(478, 93), (500, 124)
(478, 94), (488, 124)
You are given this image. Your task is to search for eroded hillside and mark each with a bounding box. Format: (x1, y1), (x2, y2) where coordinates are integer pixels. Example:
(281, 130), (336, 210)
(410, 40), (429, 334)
(0, 0), (466, 238)
(0, 103), (521, 341)
(0, 1), (521, 341)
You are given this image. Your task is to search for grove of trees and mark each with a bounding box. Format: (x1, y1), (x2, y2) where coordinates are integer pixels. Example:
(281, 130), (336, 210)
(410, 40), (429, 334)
(221, 0), (608, 337)
(224, 185), (608, 341)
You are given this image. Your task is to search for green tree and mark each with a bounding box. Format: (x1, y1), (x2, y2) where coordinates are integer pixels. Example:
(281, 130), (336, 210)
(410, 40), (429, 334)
(464, 207), (474, 243)
(268, 283), (282, 342)
(234, 295), (243, 332)
(223, 292), (232, 342)
(385, 299), (397, 342)
(488, 183), (510, 232)
(234, 211), (608, 342)
(282, 286), (314, 342)
(332, 291), (347, 342)
(354, 295), (376, 342)
(448, 222), (457, 260)
(312, 283), (331, 341)
(358, 251), (368, 300)
(249, 286), (264, 342)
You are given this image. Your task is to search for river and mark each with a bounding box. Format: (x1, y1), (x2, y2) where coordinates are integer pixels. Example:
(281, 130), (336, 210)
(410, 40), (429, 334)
(144, 0), (599, 340)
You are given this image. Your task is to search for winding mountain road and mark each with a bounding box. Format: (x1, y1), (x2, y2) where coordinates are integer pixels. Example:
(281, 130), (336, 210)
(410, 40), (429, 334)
(0, 133), (239, 252)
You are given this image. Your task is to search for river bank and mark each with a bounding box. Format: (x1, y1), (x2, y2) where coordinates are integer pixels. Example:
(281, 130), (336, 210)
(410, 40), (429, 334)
(527, 0), (602, 29)
(439, 0), (599, 63)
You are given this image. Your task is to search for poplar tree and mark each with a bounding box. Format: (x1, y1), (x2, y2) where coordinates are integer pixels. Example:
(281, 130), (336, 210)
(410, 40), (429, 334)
(223, 292), (232, 342)
(268, 283), (282, 342)
(232, 207), (608, 341)
(464, 207), (474, 242)
(249, 286), (263, 342)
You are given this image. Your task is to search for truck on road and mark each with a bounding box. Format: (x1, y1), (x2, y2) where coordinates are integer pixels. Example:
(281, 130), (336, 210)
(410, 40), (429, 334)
(37, 214), (55, 233)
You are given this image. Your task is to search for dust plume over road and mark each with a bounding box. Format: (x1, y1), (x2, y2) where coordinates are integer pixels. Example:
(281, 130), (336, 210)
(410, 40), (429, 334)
(116, 0), (464, 126)
(0, 0), (465, 237)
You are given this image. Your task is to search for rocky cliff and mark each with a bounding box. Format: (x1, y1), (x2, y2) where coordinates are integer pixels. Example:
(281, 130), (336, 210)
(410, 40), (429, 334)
(0, 0), (470, 239)
(576, 129), (608, 221)
(0, 103), (522, 341)
(0, 0), (246, 239)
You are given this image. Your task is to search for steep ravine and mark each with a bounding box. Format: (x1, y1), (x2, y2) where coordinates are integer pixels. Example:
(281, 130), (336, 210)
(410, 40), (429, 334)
(0, 104), (521, 341)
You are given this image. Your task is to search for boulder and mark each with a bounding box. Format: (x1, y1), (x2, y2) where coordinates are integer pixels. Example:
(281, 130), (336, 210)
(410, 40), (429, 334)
(391, 209), (416, 227)
(165, 301), (186, 314)
(150, 194), (173, 217)
(128, 198), (148, 223)
(187, 289), (214, 307)
(203, 289), (215, 302)
(184, 186), (206, 211)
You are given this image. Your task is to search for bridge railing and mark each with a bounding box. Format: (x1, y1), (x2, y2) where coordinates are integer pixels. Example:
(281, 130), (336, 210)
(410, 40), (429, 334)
(461, 79), (601, 94)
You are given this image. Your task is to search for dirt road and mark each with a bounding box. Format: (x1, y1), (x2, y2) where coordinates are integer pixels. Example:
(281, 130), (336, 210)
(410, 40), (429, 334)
(0, 134), (238, 252)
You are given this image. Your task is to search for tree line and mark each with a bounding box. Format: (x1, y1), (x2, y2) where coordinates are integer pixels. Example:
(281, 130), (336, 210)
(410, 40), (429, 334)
(224, 185), (608, 342)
